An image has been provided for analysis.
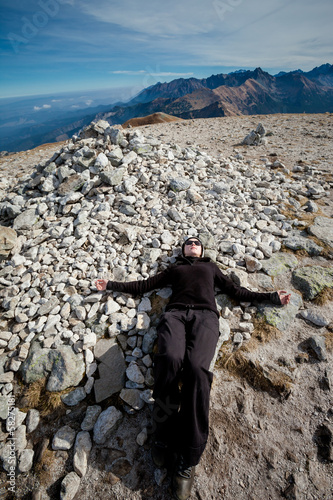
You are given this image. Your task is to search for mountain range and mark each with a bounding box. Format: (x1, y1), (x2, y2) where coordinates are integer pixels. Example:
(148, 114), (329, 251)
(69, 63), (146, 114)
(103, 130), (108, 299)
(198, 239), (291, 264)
(99, 64), (333, 124)
(2, 64), (333, 153)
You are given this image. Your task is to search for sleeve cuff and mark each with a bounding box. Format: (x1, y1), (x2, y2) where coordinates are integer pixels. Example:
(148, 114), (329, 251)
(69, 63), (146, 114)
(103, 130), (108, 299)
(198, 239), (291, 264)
(270, 291), (282, 305)
(106, 281), (113, 290)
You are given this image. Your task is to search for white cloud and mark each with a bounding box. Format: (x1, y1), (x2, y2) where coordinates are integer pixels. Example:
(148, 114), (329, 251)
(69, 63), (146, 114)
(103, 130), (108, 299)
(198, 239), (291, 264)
(111, 70), (146, 75)
(33, 104), (52, 111)
(79, 0), (215, 36)
(110, 70), (193, 77)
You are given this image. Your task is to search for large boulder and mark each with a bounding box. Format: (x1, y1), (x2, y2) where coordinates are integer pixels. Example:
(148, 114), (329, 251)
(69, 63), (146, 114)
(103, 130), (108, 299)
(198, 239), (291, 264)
(257, 291), (303, 332)
(307, 216), (333, 247)
(292, 266), (333, 300)
(261, 252), (298, 277)
(93, 340), (126, 403)
(20, 343), (85, 391)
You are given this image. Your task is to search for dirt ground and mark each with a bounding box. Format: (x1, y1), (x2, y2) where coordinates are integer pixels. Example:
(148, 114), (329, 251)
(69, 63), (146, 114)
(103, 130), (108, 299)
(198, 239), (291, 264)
(1, 114), (333, 499)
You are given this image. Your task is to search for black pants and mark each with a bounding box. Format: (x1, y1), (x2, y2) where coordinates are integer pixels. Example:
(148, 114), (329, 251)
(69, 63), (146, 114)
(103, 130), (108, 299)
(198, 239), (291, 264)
(152, 308), (220, 466)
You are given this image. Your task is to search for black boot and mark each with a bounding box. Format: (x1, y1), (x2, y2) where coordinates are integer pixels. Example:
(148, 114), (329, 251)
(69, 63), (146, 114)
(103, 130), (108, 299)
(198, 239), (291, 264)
(172, 455), (195, 500)
(151, 440), (168, 468)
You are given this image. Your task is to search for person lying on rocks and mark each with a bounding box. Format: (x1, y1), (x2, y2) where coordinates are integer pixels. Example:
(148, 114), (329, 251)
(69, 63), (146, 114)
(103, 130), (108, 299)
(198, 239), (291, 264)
(95, 236), (291, 500)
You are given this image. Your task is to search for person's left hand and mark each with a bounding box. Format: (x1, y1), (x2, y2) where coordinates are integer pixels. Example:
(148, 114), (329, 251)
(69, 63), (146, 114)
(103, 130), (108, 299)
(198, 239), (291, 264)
(278, 290), (291, 305)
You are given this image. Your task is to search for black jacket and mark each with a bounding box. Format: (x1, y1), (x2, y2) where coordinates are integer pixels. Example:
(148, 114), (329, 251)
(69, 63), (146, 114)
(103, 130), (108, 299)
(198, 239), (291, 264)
(106, 257), (281, 316)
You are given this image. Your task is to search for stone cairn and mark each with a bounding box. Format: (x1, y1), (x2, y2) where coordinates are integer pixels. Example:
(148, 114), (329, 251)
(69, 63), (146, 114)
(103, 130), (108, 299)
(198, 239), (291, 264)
(0, 120), (332, 497)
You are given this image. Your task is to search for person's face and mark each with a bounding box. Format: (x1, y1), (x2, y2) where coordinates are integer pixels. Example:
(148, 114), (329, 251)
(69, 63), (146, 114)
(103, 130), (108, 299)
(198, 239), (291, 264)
(184, 238), (202, 257)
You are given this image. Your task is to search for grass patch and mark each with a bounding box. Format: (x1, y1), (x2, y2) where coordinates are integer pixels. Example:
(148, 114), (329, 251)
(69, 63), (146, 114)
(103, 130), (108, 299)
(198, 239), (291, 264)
(242, 317), (282, 352)
(34, 448), (55, 485)
(279, 205), (320, 226)
(219, 350), (292, 398)
(281, 245), (309, 257)
(23, 378), (68, 417)
(313, 287), (333, 305)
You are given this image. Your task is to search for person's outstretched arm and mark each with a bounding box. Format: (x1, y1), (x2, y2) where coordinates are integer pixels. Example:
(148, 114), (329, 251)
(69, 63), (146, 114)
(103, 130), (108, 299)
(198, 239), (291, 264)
(215, 267), (291, 306)
(95, 269), (170, 296)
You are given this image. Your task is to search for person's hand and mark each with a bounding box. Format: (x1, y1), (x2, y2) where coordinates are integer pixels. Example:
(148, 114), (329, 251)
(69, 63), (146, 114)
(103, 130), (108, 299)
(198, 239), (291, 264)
(278, 290), (291, 305)
(95, 279), (108, 291)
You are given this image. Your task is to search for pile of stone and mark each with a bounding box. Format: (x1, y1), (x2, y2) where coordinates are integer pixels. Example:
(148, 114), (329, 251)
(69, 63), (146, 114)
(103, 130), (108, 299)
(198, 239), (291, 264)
(0, 119), (332, 492)
(241, 122), (267, 146)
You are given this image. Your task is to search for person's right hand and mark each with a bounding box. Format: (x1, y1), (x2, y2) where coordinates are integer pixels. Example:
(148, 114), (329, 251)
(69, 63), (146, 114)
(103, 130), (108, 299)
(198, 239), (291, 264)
(95, 279), (108, 291)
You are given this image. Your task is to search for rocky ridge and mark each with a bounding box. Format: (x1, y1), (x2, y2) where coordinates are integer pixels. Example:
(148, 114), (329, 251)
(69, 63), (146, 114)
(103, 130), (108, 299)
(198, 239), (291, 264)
(0, 118), (332, 499)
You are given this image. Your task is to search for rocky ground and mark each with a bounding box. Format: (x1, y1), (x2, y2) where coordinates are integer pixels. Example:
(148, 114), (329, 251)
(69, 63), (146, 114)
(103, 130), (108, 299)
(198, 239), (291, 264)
(0, 114), (332, 500)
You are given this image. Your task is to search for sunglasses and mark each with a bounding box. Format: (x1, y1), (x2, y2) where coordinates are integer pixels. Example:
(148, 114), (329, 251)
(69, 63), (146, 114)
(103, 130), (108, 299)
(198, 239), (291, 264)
(185, 240), (201, 246)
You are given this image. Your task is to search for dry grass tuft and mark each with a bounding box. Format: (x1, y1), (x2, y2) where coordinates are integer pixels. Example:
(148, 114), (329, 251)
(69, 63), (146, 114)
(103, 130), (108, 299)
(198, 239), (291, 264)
(281, 245), (309, 257)
(242, 317), (282, 352)
(325, 330), (333, 352)
(313, 287), (333, 306)
(24, 378), (67, 417)
(220, 351), (292, 398)
(34, 448), (55, 484)
(24, 378), (45, 408)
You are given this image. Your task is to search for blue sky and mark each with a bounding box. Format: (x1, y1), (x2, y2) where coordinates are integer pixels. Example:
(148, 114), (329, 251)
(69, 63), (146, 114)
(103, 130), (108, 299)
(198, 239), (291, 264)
(0, 0), (332, 99)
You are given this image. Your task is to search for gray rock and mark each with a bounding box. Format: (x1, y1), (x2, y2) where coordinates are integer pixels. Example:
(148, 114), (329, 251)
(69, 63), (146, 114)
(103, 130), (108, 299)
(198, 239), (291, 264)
(120, 388), (145, 410)
(26, 409), (40, 433)
(60, 471), (81, 500)
(284, 231), (322, 256)
(107, 127), (125, 145)
(169, 178), (192, 192)
(213, 182), (230, 194)
(52, 425), (76, 450)
(300, 310), (330, 327)
(126, 362), (145, 384)
(0, 226), (18, 260)
(142, 328), (158, 354)
(308, 216), (333, 247)
(306, 336), (327, 361)
(20, 343), (85, 392)
(93, 406), (123, 445)
(94, 153), (109, 170)
(73, 431), (92, 478)
(100, 167), (127, 186)
(13, 209), (39, 231)
(38, 296), (60, 316)
(61, 387), (86, 406)
(15, 424), (27, 451)
(209, 319), (230, 371)
(122, 151), (137, 165)
(0, 396), (9, 419)
(241, 130), (262, 146)
(257, 291), (303, 332)
(304, 200), (319, 213)
(94, 340), (126, 403)
(108, 147), (124, 166)
(292, 266), (333, 300)
(244, 255), (262, 272)
(58, 174), (87, 195)
(261, 252), (298, 277)
(17, 449), (34, 473)
(81, 405), (102, 431)
(167, 208), (182, 222)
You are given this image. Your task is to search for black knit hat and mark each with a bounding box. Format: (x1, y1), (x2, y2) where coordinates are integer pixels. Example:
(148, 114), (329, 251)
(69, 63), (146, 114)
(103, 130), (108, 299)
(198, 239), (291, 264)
(181, 236), (204, 257)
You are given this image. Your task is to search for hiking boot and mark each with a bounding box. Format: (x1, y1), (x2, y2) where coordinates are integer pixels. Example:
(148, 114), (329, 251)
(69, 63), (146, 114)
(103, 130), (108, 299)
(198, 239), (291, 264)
(151, 440), (168, 468)
(172, 455), (195, 500)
